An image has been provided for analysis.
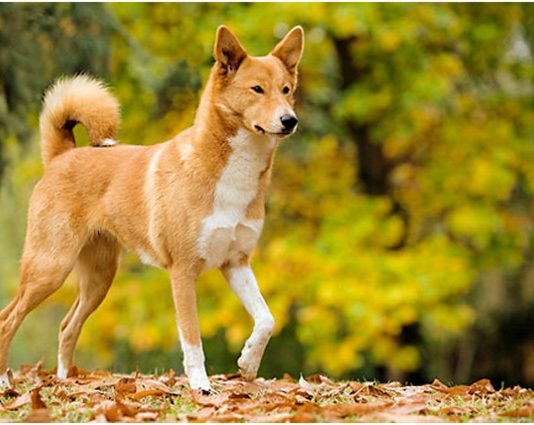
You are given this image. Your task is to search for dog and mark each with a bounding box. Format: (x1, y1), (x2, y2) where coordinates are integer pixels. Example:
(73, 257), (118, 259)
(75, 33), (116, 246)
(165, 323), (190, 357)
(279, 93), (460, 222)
(0, 25), (303, 391)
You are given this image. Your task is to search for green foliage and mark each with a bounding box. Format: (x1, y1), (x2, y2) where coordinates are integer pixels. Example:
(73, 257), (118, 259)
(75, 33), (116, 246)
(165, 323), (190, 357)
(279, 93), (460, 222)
(0, 3), (533, 385)
(0, 4), (114, 178)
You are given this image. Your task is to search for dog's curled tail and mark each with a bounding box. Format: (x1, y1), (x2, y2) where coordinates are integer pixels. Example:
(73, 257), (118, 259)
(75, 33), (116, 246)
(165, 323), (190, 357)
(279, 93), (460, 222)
(39, 75), (120, 166)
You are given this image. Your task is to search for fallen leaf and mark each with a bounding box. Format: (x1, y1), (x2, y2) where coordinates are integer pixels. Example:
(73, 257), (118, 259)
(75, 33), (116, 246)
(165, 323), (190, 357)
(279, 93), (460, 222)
(0, 389), (19, 399)
(438, 405), (471, 415)
(24, 408), (52, 423)
(97, 400), (121, 422)
(281, 373), (295, 382)
(3, 370), (13, 388)
(159, 369), (176, 387)
(187, 406), (217, 421)
(376, 412), (445, 422)
(388, 402), (428, 415)
(207, 412), (245, 422)
(128, 389), (167, 400)
(1, 391), (31, 410)
(20, 361), (43, 376)
(323, 401), (394, 418)
(430, 378), (449, 392)
(298, 374), (314, 391)
(241, 381), (264, 393)
(115, 398), (141, 417)
(189, 390), (229, 407)
(31, 387), (46, 409)
(499, 402), (534, 418)
(135, 411), (159, 420)
(228, 392), (251, 400)
(292, 404), (317, 423)
(305, 374), (335, 386)
(115, 377), (137, 398)
(137, 378), (171, 393)
(247, 412), (294, 422)
(468, 378), (495, 394)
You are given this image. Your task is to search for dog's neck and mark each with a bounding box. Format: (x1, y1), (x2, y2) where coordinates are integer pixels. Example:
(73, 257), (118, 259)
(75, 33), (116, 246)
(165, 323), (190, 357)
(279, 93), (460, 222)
(192, 67), (274, 148)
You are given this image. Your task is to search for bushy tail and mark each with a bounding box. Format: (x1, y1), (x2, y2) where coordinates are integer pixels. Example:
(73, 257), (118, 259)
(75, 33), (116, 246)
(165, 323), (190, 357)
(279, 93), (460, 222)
(39, 75), (120, 166)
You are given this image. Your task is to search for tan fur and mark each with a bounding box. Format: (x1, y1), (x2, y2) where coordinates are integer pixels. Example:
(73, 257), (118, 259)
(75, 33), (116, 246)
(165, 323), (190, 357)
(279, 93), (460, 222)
(0, 25), (304, 386)
(39, 75), (120, 166)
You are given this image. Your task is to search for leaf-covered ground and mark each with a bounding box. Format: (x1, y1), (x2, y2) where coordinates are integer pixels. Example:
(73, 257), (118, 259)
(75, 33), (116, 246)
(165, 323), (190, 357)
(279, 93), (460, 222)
(0, 363), (532, 422)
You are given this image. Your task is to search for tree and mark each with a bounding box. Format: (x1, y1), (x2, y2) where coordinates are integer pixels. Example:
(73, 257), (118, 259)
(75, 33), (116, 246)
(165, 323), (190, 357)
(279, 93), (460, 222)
(0, 3), (114, 179)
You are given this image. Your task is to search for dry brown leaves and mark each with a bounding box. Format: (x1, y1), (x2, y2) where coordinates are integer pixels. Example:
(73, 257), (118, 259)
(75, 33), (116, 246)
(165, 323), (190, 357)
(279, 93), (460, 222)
(0, 363), (532, 422)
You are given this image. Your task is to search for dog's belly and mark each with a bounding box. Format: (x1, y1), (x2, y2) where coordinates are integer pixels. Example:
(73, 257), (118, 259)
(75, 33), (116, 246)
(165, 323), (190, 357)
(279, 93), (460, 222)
(199, 218), (263, 270)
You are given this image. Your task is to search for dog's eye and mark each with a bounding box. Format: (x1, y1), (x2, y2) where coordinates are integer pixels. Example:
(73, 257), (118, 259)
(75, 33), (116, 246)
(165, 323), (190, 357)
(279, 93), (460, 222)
(282, 86), (290, 94)
(251, 85), (264, 94)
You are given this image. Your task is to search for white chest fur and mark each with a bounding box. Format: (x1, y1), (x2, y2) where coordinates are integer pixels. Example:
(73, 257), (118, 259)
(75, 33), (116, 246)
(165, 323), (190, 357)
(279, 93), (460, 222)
(198, 130), (274, 270)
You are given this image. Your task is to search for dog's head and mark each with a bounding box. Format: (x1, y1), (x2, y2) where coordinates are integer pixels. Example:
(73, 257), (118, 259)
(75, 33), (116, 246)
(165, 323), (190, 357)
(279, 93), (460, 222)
(212, 25), (304, 138)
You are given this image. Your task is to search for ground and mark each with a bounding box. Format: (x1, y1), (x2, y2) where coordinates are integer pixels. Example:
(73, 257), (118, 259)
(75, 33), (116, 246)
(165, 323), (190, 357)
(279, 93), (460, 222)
(0, 363), (533, 422)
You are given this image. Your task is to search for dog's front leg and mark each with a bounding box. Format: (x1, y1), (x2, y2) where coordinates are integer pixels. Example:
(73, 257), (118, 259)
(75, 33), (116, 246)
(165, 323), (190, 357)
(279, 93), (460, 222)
(170, 266), (211, 391)
(222, 265), (274, 381)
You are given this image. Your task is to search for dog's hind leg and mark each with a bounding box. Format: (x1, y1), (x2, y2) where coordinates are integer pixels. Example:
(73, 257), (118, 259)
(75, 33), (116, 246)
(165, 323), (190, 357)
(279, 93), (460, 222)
(0, 230), (82, 386)
(57, 232), (120, 378)
(221, 264), (274, 381)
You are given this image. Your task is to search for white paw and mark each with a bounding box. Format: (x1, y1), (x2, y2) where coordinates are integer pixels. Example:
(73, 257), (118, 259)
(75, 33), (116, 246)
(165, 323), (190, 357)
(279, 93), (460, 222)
(238, 345), (261, 381)
(57, 363), (68, 379)
(57, 354), (69, 379)
(187, 367), (211, 391)
(237, 320), (273, 381)
(0, 371), (12, 388)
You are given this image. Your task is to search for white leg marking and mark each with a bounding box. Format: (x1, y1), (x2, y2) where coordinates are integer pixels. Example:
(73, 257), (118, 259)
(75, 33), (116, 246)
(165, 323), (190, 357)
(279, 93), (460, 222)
(138, 250), (160, 268)
(57, 352), (68, 379)
(224, 266), (274, 380)
(177, 327), (211, 391)
(98, 139), (117, 147)
(0, 371), (11, 388)
(98, 138), (117, 147)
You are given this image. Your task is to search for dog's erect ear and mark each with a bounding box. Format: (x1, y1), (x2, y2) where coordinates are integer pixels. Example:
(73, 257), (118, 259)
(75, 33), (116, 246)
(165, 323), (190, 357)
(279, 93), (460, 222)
(271, 26), (304, 74)
(214, 26), (248, 73)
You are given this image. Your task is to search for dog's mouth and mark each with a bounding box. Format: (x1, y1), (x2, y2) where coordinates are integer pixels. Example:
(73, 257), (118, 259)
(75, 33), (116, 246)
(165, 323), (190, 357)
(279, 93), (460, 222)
(254, 125), (293, 137)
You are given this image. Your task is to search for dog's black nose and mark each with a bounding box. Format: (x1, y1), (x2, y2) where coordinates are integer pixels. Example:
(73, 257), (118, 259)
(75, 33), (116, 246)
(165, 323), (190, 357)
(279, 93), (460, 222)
(280, 114), (298, 131)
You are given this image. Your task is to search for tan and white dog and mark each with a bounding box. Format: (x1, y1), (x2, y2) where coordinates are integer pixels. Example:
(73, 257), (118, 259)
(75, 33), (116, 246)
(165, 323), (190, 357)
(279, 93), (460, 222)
(0, 25), (303, 391)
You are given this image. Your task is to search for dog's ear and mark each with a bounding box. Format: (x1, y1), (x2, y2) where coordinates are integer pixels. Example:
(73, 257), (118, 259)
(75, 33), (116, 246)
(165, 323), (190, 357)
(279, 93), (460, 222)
(214, 26), (248, 74)
(271, 26), (304, 74)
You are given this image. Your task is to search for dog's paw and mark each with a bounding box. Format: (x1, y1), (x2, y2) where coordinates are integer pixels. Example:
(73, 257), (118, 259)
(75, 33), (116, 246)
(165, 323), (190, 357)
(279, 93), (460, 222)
(236, 323), (273, 381)
(187, 368), (211, 392)
(57, 361), (69, 379)
(237, 351), (260, 381)
(238, 366), (258, 381)
(189, 378), (211, 392)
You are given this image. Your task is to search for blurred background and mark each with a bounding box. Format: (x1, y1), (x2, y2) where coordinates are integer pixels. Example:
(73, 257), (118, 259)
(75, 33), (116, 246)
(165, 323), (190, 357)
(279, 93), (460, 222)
(0, 3), (533, 387)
